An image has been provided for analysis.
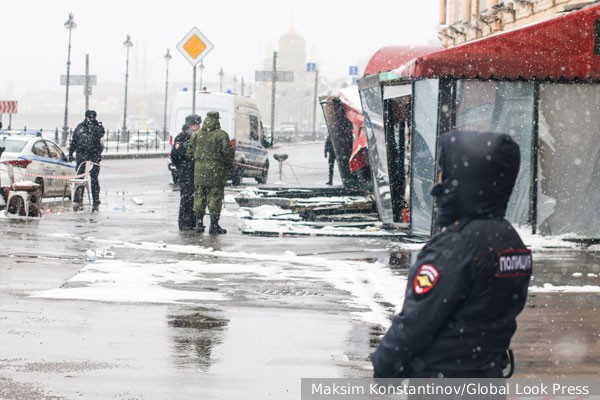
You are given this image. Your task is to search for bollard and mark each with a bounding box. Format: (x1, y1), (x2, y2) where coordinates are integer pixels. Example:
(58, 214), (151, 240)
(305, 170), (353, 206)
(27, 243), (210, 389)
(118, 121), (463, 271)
(273, 153), (288, 183)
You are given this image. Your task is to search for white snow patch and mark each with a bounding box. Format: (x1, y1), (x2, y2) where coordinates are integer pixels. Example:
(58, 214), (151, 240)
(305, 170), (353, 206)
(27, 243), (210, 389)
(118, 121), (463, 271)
(515, 226), (583, 250)
(238, 219), (400, 237)
(37, 234), (407, 328)
(529, 283), (600, 293)
(30, 260), (228, 304)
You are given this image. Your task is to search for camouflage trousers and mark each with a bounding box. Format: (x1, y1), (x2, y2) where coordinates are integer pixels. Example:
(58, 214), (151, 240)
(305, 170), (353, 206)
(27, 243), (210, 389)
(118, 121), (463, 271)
(193, 185), (225, 217)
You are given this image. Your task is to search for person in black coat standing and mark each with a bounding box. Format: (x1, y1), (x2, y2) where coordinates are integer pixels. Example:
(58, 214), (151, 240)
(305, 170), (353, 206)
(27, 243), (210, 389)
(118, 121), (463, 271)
(170, 114), (201, 230)
(371, 130), (532, 380)
(68, 110), (105, 212)
(324, 135), (336, 185)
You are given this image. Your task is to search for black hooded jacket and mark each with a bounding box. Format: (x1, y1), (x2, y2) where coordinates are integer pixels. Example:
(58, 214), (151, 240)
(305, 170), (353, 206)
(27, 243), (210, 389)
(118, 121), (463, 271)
(170, 126), (195, 185)
(69, 119), (105, 163)
(371, 130), (532, 378)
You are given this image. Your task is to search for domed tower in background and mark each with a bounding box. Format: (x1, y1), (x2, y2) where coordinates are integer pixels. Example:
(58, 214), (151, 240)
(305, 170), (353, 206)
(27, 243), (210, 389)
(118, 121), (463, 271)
(256, 22), (320, 136)
(277, 26), (307, 78)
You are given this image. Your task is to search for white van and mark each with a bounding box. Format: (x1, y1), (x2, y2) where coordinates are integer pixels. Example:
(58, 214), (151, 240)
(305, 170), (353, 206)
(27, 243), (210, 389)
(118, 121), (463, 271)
(168, 90), (271, 185)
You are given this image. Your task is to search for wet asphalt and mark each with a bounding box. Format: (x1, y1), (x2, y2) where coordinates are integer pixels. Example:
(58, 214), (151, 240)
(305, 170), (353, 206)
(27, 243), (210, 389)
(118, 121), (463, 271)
(1, 145), (599, 399)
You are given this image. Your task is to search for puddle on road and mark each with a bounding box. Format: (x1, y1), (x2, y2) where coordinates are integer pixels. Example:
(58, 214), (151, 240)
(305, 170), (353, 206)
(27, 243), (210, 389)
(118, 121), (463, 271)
(168, 311), (229, 371)
(168, 312), (228, 329)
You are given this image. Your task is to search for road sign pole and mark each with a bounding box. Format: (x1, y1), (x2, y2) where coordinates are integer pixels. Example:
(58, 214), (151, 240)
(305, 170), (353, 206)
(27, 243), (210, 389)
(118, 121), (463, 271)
(192, 66), (197, 115)
(176, 26), (214, 108)
(270, 51), (277, 139)
(312, 68), (319, 140)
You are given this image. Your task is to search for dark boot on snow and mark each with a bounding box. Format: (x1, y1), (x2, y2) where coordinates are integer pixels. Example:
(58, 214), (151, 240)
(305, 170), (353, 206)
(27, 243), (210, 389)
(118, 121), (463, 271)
(209, 215), (227, 234)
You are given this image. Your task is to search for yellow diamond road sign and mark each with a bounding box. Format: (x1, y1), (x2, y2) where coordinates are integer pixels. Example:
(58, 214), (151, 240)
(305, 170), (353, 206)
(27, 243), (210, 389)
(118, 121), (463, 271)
(177, 27), (214, 67)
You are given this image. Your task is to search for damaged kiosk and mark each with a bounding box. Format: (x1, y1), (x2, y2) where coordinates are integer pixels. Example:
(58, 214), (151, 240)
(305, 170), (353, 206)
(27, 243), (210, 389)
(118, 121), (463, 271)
(357, 4), (600, 239)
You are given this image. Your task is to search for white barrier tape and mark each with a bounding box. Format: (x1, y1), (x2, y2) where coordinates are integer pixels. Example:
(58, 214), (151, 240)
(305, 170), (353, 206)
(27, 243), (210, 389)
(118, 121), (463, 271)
(0, 165), (86, 180)
(266, 160), (324, 171)
(0, 159), (320, 182)
(285, 163), (324, 170)
(233, 161), (267, 172)
(19, 171), (86, 180)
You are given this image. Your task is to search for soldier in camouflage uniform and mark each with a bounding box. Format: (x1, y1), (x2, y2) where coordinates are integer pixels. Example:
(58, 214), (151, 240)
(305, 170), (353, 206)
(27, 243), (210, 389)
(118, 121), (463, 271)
(187, 111), (235, 234)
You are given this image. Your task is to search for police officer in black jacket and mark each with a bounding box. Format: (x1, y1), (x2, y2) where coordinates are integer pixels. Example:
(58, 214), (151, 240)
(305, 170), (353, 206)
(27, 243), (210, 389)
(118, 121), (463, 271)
(68, 110), (105, 212)
(371, 130), (532, 379)
(170, 115), (201, 230)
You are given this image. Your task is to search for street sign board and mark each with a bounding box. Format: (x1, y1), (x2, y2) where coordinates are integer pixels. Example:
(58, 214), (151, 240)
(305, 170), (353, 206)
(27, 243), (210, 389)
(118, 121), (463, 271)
(0, 101), (18, 114)
(349, 66), (359, 76)
(306, 62), (316, 72)
(177, 27), (214, 67)
(61, 75), (97, 86)
(255, 70), (294, 82)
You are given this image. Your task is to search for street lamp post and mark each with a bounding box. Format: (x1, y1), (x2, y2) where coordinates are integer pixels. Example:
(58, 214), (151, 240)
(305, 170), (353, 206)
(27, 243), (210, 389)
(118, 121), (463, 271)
(122, 35), (133, 139)
(312, 68), (319, 140)
(218, 68), (224, 92)
(163, 49), (172, 138)
(61, 13), (76, 147)
(199, 61), (205, 91)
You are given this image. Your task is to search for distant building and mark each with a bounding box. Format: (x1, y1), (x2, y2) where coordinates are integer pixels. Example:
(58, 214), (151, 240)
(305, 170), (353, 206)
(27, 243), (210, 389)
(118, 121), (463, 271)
(438, 0), (594, 47)
(255, 26), (339, 134)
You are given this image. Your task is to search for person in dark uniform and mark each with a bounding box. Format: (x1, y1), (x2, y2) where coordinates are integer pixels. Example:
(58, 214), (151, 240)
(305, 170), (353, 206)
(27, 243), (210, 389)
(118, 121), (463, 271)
(170, 115), (201, 230)
(68, 110), (105, 212)
(371, 130), (532, 379)
(324, 135), (336, 185)
(187, 111), (234, 234)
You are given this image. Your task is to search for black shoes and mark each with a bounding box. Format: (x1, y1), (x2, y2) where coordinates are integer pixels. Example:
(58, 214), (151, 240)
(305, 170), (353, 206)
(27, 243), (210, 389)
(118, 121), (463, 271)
(209, 215), (227, 234)
(91, 201), (100, 212)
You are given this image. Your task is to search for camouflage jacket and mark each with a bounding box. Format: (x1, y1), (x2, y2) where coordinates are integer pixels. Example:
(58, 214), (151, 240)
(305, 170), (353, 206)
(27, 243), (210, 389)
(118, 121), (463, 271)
(187, 115), (234, 186)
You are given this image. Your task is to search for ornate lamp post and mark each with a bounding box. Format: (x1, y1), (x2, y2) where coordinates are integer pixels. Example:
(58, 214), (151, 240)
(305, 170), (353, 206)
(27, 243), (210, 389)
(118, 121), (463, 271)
(218, 68), (224, 92)
(163, 49), (172, 137)
(122, 34), (133, 138)
(199, 61), (205, 91)
(61, 13), (77, 146)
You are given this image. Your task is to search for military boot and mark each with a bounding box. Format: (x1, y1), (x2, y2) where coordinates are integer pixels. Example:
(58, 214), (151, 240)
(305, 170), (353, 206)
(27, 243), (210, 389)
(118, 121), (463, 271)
(209, 215), (227, 234)
(195, 215), (205, 233)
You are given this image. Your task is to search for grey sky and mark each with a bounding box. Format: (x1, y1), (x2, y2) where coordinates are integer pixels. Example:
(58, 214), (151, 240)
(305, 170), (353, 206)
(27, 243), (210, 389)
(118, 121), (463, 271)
(3, 0), (439, 98)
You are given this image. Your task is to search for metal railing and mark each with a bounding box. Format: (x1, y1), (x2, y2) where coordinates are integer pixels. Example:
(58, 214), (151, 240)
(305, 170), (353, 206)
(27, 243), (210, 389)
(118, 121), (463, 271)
(1, 127), (171, 154)
(4, 126), (330, 151)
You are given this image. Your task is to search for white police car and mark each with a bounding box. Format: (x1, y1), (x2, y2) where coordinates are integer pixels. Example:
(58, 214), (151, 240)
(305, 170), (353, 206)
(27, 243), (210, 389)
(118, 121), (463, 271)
(0, 130), (75, 199)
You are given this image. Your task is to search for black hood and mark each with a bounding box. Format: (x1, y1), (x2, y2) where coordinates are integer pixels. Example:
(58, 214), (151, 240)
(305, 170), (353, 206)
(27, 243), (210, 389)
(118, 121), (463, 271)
(431, 130), (520, 228)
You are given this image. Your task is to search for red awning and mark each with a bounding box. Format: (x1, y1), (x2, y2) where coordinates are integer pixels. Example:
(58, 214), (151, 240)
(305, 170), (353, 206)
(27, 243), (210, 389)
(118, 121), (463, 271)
(397, 5), (600, 80)
(363, 45), (443, 76)
(349, 126), (369, 172)
(343, 46), (441, 171)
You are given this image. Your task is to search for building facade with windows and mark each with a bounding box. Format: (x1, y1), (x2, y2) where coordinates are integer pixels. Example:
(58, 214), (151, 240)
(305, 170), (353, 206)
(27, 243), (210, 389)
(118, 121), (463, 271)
(438, 0), (599, 47)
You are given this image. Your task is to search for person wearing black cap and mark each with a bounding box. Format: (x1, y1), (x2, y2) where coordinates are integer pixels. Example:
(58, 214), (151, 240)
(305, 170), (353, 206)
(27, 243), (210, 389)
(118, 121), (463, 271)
(371, 130), (532, 380)
(170, 114), (201, 230)
(68, 110), (105, 212)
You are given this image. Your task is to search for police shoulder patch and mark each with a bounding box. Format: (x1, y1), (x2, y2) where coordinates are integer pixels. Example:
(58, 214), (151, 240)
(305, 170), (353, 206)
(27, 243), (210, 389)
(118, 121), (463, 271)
(496, 249), (532, 278)
(413, 264), (440, 295)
